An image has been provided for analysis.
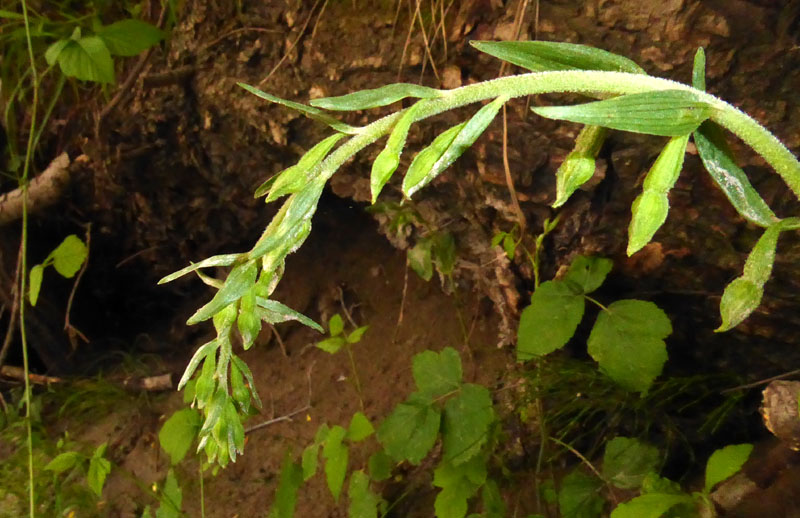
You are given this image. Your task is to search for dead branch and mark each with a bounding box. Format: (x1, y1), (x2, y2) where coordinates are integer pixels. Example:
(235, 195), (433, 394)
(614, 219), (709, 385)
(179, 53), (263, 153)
(0, 152), (70, 226)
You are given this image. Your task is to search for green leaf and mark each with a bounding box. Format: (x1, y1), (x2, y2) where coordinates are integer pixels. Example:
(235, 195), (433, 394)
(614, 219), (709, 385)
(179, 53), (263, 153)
(56, 36), (115, 83)
(443, 384), (494, 465)
(587, 300), (671, 393)
(188, 261), (257, 324)
(402, 122), (466, 197)
(627, 135), (689, 255)
(692, 47), (706, 91)
(481, 479), (506, 518)
(433, 457), (486, 518)
(346, 326), (369, 344)
(377, 393), (441, 464)
(309, 83), (441, 111)
(602, 437), (660, 489)
(87, 444), (111, 497)
(50, 234), (88, 278)
(237, 290), (260, 350)
(156, 469), (183, 518)
(44, 451), (82, 474)
(329, 314), (345, 336)
(96, 19), (164, 56)
(408, 238), (434, 281)
(704, 443), (753, 492)
(368, 451), (393, 482)
(694, 122), (777, 228)
(532, 90), (712, 137)
(470, 40), (646, 74)
(433, 232), (457, 275)
(0, 9), (24, 19)
(177, 339), (217, 390)
(564, 255), (613, 294)
(610, 493), (694, 518)
(231, 354), (262, 409)
(158, 253), (243, 284)
(269, 453), (303, 518)
(29, 264), (44, 306)
(502, 233), (516, 260)
(558, 470), (604, 518)
(316, 336), (347, 354)
(371, 102), (425, 202)
(554, 125), (607, 208)
(413, 347), (463, 398)
(256, 298), (323, 332)
(159, 408), (201, 465)
(517, 280), (585, 361)
(404, 96), (507, 198)
(45, 39), (71, 66)
(301, 424), (330, 481)
(323, 425), (349, 502)
(348, 470), (380, 518)
(238, 82), (359, 134)
(261, 133), (344, 201)
(347, 412), (375, 442)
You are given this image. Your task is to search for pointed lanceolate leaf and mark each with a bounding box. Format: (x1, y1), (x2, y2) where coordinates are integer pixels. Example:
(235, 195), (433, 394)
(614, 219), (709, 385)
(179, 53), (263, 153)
(564, 255), (613, 295)
(694, 122), (777, 228)
(705, 443), (753, 492)
(96, 19), (164, 56)
(402, 123), (466, 197)
(517, 280), (585, 361)
(159, 253), (243, 284)
(188, 261), (257, 324)
(404, 96), (507, 198)
(554, 125), (607, 208)
(256, 298), (323, 331)
(412, 347), (463, 398)
(627, 135), (689, 255)
(692, 47), (706, 91)
(442, 384), (494, 465)
(587, 300), (671, 393)
(29, 264), (44, 306)
(238, 82), (359, 134)
(260, 133), (344, 201)
(377, 393), (441, 465)
(470, 40), (646, 74)
(45, 451), (82, 474)
(533, 90), (712, 137)
(371, 102), (424, 202)
(309, 83), (441, 111)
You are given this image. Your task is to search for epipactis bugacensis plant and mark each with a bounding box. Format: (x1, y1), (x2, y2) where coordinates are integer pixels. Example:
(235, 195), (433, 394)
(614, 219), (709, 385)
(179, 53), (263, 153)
(158, 41), (800, 467)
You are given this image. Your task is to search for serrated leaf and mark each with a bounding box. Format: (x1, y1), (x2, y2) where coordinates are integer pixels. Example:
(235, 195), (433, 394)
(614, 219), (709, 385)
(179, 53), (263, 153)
(564, 255), (613, 294)
(377, 394), (441, 465)
(323, 425), (349, 502)
(44, 451), (82, 474)
(368, 451), (393, 481)
(517, 280), (585, 361)
(29, 264), (44, 306)
(238, 82), (358, 134)
(404, 96), (507, 198)
(156, 469), (183, 518)
(347, 412), (375, 442)
(188, 261), (257, 324)
(256, 298), (323, 332)
(442, 384), (494, 465)
(348, 470), (379, 518)
(705, 443), (753, 492)
(57, 36), (115, 83)
(403, 122), (466, 197)
(309, 83), (441, 111)
(96, 19), (164, 56)
(694, 122), (777, 228)
(533, 90), (711, 137)
(610, 493), (694, 518)
(627, 135), (689, 255)
(329, 314), (345, 336)
(587, 300), (671, 393)
(269, 453), (303, 518)
(470, 40), (646, 74)
(408, 238), (434, 281)
(554, 125), (607, 208)
(158, 253), (243, 284)
(413, 347), (463, 398)
(261, 133), (344, 201)
(87, 444), (111, 497)
(602, 437), (660, 489)
(51, 234), (87, 278)
(558, 470), (604, 518)
(371, 102), (424, 202)
(159, 408), (201, 465)
(346, 326), (369, 344)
